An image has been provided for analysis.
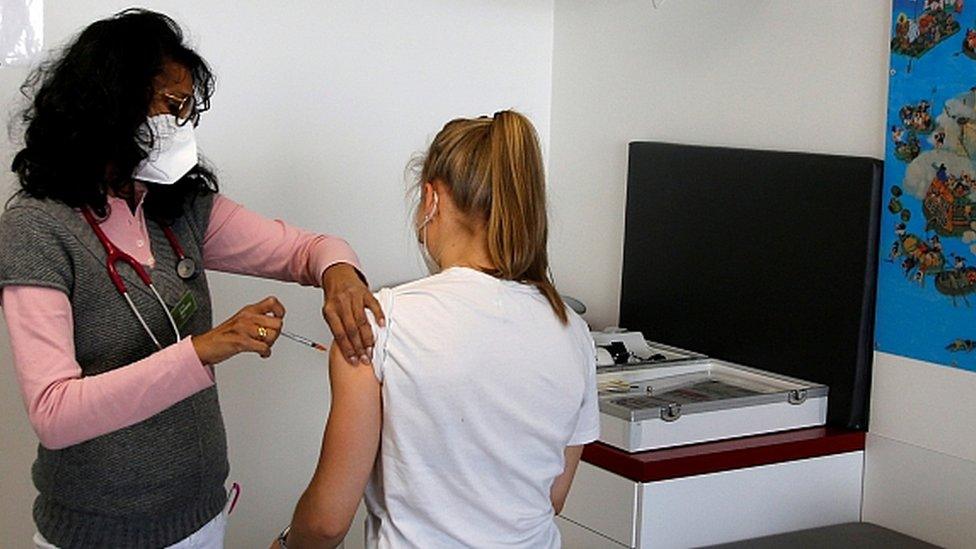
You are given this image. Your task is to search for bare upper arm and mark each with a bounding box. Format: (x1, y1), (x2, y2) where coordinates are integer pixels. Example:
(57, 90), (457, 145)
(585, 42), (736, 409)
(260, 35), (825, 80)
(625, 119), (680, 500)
(288, 346), (382, 547)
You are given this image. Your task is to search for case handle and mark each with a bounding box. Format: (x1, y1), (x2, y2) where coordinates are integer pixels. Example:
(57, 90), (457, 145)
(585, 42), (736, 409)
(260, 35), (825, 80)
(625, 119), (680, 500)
(660, 402), (682, 422)
(787, 389), (808, 405)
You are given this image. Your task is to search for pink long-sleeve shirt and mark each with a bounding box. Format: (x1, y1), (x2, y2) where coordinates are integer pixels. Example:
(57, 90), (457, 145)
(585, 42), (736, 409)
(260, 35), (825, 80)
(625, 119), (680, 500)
(2, 190), (360, 449)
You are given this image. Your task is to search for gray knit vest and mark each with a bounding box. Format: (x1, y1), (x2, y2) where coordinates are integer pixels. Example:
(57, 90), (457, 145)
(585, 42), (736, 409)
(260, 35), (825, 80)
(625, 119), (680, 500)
(0, 194), (228, 548)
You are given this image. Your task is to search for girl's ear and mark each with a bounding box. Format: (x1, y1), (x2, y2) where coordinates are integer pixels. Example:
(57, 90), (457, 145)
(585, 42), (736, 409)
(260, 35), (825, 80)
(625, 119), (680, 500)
(422, 182), (435, 212)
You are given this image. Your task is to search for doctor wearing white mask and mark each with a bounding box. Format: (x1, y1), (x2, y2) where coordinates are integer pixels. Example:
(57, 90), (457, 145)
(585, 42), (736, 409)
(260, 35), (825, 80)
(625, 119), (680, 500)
(135, 111), (201, 185)
(0, 10), (382, 548)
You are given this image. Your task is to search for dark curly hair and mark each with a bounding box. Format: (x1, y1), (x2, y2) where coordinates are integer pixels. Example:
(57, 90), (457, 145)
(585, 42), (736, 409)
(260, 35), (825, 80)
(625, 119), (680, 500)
(10, 8), (218, 224)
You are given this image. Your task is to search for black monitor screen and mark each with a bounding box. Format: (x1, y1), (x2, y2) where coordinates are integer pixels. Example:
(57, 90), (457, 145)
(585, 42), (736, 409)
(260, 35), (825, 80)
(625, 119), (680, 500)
(620, 142), (882, 429)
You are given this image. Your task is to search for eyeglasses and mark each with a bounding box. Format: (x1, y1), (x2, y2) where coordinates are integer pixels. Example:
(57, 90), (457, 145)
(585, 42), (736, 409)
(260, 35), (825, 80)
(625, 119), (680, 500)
(159, 91), (198, 126)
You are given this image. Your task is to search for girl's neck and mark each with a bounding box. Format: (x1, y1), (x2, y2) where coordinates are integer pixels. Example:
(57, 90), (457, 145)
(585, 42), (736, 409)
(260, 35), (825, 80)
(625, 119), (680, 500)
(434, 226), (495, 272)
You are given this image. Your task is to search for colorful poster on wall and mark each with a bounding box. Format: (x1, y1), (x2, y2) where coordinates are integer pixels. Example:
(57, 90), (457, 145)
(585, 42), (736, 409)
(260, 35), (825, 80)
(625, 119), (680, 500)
(876, 0), (976, 371)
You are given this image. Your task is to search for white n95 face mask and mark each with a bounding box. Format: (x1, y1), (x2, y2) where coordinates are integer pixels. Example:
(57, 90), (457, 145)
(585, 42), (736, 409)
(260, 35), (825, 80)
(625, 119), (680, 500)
(133, 114), (198, 185)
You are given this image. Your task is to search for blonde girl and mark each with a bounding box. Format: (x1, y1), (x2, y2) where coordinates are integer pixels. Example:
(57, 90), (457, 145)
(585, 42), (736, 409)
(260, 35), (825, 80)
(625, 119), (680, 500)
(276, 111), (598, 549)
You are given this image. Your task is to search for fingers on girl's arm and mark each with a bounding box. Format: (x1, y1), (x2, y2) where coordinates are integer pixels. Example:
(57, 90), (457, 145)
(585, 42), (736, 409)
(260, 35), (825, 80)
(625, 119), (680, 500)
(338, 296), (367, 361)
(324, 304), (357, 364)
(325, 289), (382, 364)
(364, 292), (386, 327)
(351, 295), (375, 358)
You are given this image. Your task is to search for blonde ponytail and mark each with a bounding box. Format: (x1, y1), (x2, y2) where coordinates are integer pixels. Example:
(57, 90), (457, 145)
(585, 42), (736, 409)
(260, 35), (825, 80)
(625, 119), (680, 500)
(417, 110), (567, 323)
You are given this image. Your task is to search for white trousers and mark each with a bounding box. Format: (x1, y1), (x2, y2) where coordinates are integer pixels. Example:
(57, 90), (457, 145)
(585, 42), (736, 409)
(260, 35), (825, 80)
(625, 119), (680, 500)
(33, 511), (227, 549)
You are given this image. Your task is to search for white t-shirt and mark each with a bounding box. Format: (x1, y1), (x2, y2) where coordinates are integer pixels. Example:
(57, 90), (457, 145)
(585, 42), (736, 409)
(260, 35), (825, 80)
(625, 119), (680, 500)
(363, 267), (599, 549)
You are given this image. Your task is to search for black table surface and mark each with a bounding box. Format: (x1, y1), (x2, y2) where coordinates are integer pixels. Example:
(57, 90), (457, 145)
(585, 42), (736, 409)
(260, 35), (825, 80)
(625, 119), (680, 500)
(703, 522), (941, 549)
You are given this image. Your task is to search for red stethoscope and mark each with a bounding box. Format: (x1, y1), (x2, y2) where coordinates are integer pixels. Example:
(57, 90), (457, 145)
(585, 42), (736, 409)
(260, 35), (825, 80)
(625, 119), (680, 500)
(82, 207), (198, 349)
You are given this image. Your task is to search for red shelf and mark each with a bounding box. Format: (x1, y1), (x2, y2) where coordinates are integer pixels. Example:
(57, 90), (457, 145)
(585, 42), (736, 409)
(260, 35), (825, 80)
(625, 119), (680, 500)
(582, 427), (865, 483)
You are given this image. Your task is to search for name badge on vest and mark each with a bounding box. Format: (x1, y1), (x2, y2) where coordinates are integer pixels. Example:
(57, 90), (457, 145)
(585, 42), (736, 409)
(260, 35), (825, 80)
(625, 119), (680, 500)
(170, 291), (199, 331)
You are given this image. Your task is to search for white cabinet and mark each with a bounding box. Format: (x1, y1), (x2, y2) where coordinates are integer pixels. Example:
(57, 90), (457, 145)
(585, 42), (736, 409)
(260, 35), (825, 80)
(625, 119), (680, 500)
(558, 516), (628, 548)
(560, 452), (863, 549)
(560, 458), (639, 546)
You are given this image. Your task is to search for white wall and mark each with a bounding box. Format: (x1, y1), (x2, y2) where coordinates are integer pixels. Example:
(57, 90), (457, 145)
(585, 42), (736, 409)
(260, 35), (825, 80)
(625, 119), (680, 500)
(863, 352), (976, 548)
(548, 0), (889, 328)
(0, 1), (554, 545)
